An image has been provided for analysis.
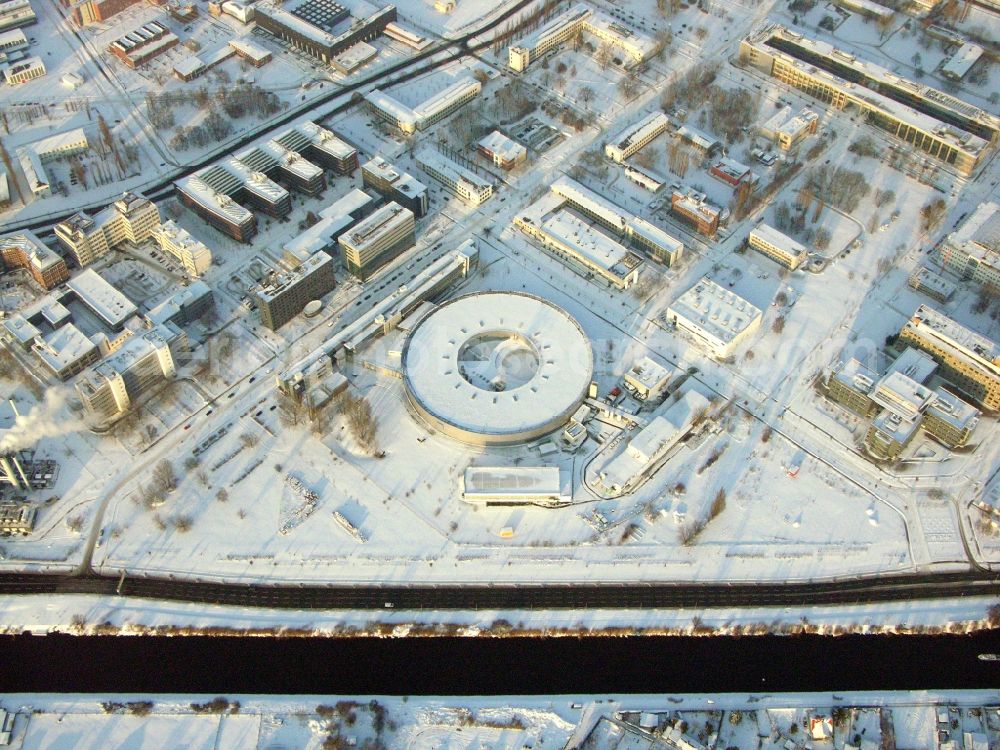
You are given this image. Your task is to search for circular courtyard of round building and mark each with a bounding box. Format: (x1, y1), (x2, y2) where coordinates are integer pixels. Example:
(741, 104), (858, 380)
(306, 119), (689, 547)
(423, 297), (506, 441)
(402, 292), (594, 445)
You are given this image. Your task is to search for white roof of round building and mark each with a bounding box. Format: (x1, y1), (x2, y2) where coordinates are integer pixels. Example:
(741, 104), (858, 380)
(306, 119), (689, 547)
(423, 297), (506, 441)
(403, 292), (593, 443)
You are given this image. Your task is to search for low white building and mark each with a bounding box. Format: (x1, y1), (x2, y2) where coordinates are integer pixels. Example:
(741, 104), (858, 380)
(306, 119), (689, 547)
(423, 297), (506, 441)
(604, 111), (669, 162)
(624, 356), (671, 401)
(666, 277), (762, 359)
(477, 130), (527, 169)
(462, 466), (571, 507)
(597, 391), (710, 493)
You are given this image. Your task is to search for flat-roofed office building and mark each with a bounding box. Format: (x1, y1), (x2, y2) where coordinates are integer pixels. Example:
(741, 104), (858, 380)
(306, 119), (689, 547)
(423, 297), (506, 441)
(338, 202), (415, 281)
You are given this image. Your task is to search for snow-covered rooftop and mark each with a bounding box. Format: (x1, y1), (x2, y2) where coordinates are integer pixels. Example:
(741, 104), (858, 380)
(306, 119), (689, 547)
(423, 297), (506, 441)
(402, 292), (593, 441)
(66, 268), (138, 329)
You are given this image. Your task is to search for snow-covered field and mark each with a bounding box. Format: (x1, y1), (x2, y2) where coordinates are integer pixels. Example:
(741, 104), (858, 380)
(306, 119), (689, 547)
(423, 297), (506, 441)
(1, 0), (999, 632)
(0, 692), (996, 750)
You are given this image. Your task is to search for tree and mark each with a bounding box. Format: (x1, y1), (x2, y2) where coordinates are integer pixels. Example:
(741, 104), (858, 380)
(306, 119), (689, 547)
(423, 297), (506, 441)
(595, 41), (614, 70)
(772, 316), (785, 334)
(920, 198), (947, 232)
(814, 227), (831, 250)
(216, 488), (229, 503)
(152, 460), (177, 493)
(578, 86), (595, 106)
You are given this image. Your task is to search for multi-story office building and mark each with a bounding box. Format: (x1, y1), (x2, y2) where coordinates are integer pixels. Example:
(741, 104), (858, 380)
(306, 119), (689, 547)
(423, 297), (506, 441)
(365, 77), (481, 134)
(514, 201), (643, 290)
(255, 2), (394, 64)
(740, 23), (1000, 176)
(283, 188), (375, 260)
(145, 281), (213, 327)
(176, 158), (289, 240)
(0, 0), (35, 31)
(604, 111), (669, 163)
(361, 156), (428, 217)
(908, 266), (956, 304)
(273, 121), (358, 174)
(416, 149), (493, 207)
(671, 190), (721, 237)
(254, 251), (337, 330)
(507, 3), (652, 72)
(0, 231), (69, 290)
(75, 323), (188, 422)
(478, 131), (527, 169)
(666, 277), (762, 359)
(33, 323), (100, 380)
(549, 176), (683, 266)
(826, 357), (880, 417)
(63, 0), (140, 25)
(832, 347), (983, 460)
(236, 140), (326, 196)
(55, 192), (161, 266)
(151, 220), (213, 277)
(747, 223), (809, 271)
(898, 305), (1000, 409)
(3, 55), (43, 84)
(338, 202), (415, 280)
(937, 202), (1000, 291)
(175, 175), (257, 242)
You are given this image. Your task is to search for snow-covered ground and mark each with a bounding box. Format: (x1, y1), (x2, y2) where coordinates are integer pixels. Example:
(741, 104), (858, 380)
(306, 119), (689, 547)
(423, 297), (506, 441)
(0, 692), (996, 750)
(1, 0), (999, 632)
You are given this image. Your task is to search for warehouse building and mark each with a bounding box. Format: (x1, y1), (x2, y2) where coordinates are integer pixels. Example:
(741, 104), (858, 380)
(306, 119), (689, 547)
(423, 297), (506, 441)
(55, 192), (161, 267)
(66, 268), (138, 331)
(416, 149), (493, 207)
(898, 304), (1000, 410)
(361, 156), (428, 217)
(0, 231), (69, 290)
(107, 21), (178, 69)
(666, 277), (762, 359)
(462, 466), (571, 507)
(254, 251), (337, 330)
(338, 201), (415, 280)
(604, 111), (669, 163)
(740, 23), (1000, 176)
(597, 391), (710, 494)
(747, 223), (809, 270)
(937, 202), (1000, 291)
(151, 221), (213, 277)
(3, 55), (43, 84)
